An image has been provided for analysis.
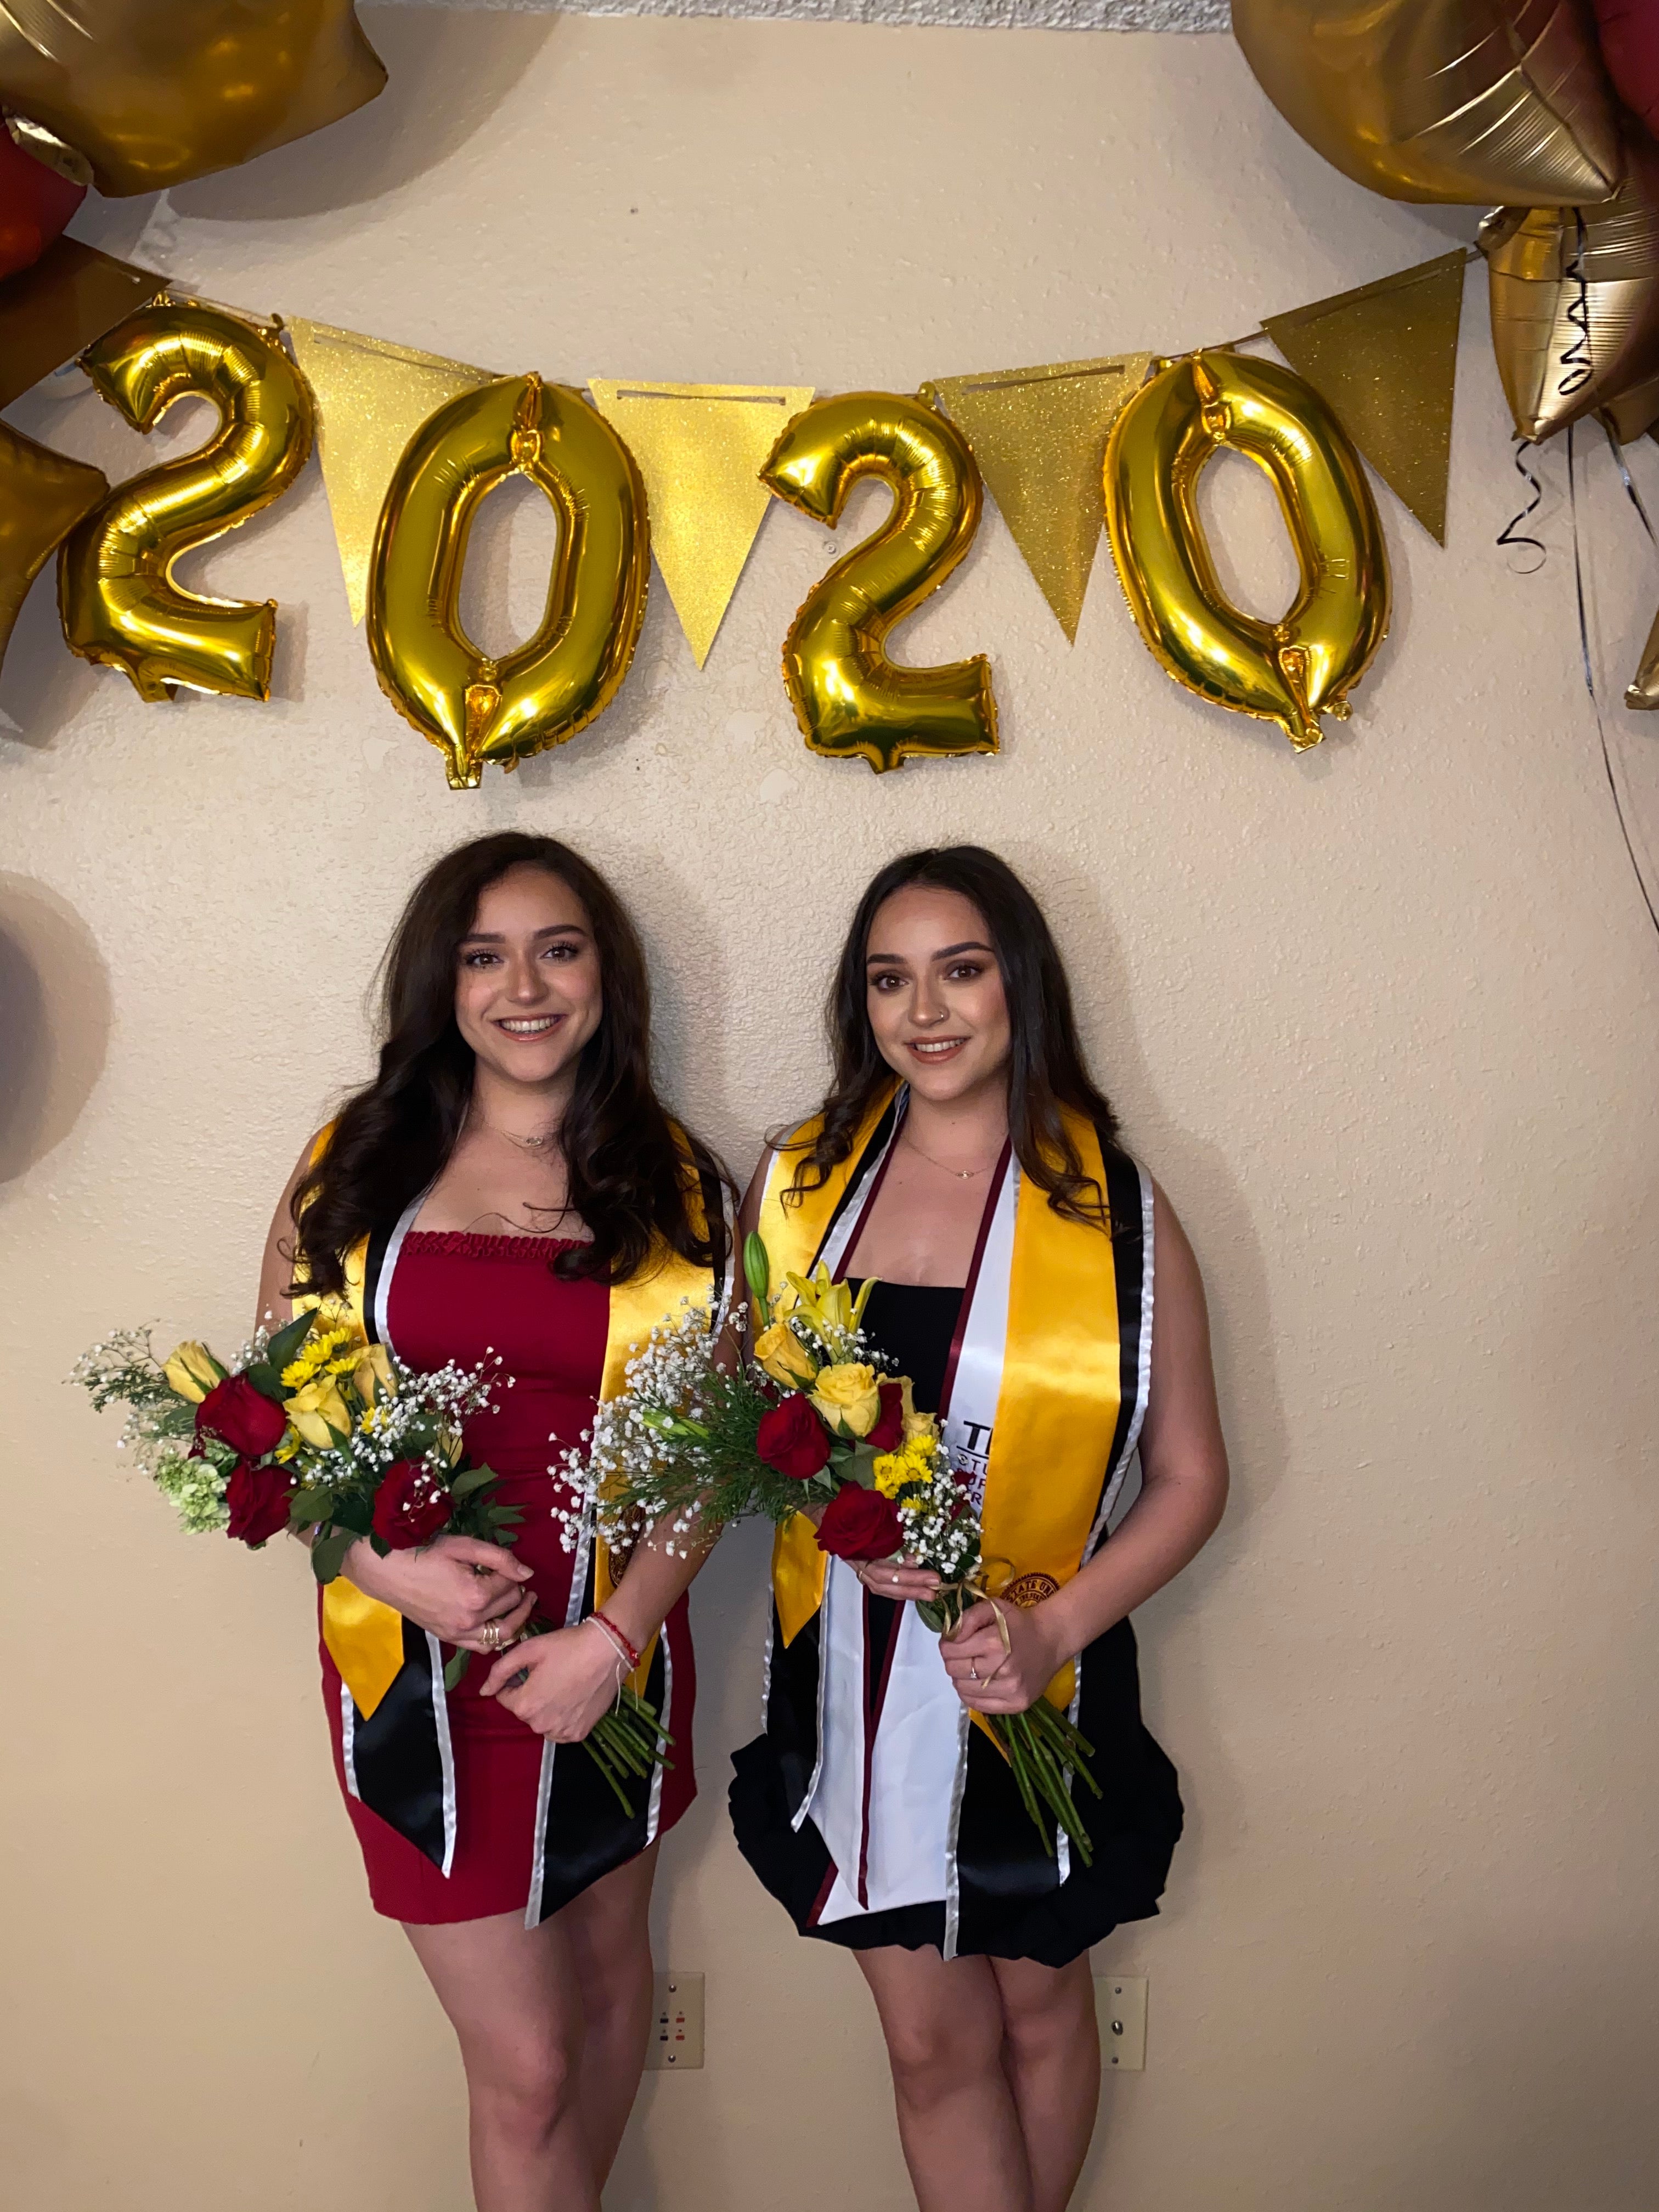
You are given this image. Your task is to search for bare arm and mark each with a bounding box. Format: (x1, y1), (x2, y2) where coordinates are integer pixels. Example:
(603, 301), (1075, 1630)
(941, 1181), (1229, 1711)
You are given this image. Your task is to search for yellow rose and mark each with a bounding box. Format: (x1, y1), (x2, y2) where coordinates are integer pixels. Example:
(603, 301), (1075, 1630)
(810, 1361), (882, 1438)
(352, 1342), (396, 1404)
(286, 1375), (351, 1448)
(754, 1322), (816, 1390)
(162, 1340), (220, 1402)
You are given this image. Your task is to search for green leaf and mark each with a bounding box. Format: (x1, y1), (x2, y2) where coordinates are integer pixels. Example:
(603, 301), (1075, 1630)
(266, 1311), (318, 1369)
(311, 1527), (354, 1583)
(242, 1362), (285, 1402)
(369, 1533), (390, 1558)
(290, 1487), (335, 1522)
(449, 1465), (496, 1500)
(330, 1494), (373, 1536)
(443, 1650), (471, 1692)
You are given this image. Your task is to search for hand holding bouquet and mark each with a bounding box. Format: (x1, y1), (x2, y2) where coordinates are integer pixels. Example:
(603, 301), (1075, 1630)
(73, 1307), (669, 1798)
(559, 1233), (1099, 1862)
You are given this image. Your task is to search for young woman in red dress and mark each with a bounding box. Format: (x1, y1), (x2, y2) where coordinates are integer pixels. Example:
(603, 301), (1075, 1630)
(257, 832), (730, 2212)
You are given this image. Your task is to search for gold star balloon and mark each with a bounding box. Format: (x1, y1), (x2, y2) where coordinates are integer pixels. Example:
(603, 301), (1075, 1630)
(0, 1), (387, 198)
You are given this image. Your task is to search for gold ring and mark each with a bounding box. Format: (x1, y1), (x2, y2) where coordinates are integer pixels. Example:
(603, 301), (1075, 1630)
(482, 1620), (501, 1653)
(970, 1661), (979, 1681)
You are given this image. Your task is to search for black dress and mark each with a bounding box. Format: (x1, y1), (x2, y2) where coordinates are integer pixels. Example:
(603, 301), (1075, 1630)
(729, 1279), (1184, 1968)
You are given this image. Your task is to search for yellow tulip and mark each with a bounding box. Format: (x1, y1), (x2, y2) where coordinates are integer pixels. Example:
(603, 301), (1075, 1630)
(811, 1361), (882, 1438)
(754, 1322), (817, 1389)
(162, 1340), (220, 1402)
(286, 1375), (351, 1448)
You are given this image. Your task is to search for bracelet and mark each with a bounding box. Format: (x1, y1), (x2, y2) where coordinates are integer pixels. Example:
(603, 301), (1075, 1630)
(589, 1610), (640, 1672)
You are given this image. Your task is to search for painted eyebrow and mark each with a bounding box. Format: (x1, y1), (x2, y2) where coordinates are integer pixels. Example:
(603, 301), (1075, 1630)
(865, 940), (994, 964)
(459, 923), (589, 945)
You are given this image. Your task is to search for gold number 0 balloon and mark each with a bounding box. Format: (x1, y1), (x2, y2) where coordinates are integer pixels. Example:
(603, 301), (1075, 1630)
(1103, 351), (1390, 752)
(368, 375), (648, 790)
(761, 392), (996, 774)
(58, 301), (315, 701)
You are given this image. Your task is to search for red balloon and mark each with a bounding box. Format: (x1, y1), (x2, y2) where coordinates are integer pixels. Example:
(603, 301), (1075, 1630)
(1594, 0), (1659, 139)
(0, 131), (86, 283)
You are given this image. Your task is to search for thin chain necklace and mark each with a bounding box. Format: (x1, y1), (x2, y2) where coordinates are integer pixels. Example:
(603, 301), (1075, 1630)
(902, 1131), (1001, 1180)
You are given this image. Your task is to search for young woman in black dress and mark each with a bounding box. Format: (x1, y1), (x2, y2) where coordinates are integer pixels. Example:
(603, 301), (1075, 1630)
(730, 846), (1228, 2212)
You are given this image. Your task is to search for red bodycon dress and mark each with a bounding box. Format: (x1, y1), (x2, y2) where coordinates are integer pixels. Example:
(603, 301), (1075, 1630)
(321, 1231), (697, 1923)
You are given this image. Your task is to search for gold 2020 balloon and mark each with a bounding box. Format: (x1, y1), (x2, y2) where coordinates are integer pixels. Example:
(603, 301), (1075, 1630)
(0, 2), (386, 198)
(761, 392), (996, 774)
(1104, 351), (1390, 752)
(58, 302), (316, 702)
(1480, 136), (1659, 441)
(367, 375), (650, 791)
(1233, 0), (1622, 207)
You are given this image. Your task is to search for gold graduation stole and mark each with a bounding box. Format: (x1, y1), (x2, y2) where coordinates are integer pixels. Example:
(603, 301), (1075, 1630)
(301, 1127), (721, 1717)
(761, 1087), (1125, 1714)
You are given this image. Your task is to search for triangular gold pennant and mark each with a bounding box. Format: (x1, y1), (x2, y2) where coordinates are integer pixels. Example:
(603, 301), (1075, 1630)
(286, 319), (494, 625)
(932, 354), (1153, 643)
(1, 419), (109, 677)
(588, 379), (814, 667)
(1262, 251), (1468, 545)
(0, 237), (168, 411)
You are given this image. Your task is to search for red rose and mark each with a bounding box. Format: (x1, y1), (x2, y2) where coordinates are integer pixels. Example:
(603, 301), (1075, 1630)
(371, 1459), (454, 1549)
(816, 1481), (904, 1562)
(757, 1392), (832, 1482)
(867, 1382), (905, 1451)
(224, 1461), (297, 1547)
(196, 1374), (287, 1459)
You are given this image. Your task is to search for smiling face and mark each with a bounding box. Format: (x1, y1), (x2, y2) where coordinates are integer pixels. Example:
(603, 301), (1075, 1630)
(453, 864), (604, 1096)
(864, 884), (1013, 1106)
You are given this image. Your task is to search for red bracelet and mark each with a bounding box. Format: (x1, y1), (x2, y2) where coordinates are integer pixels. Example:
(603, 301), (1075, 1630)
(591, 1608), (641, 1672)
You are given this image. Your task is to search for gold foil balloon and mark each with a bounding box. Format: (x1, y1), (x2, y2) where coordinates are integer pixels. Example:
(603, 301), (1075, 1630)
(1233, 0), (1623, 207)
(1, 419), (108, 680)
(1103, 351), (1391, 752)
(1628, 598), (1659, 709)
(0, 1), (386, 198)
(1480, 138), (1659, 441)
(58, 301), (316, 702)
(366, 375), (650, 791)
(761, 392), (996, 773)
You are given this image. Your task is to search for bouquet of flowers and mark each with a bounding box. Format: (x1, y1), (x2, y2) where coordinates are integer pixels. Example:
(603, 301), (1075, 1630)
(72, 1305), (667, 1803)
(559, 1233), (1099, 1861)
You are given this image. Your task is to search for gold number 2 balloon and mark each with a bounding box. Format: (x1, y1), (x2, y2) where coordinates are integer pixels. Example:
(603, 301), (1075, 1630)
(366, 375), (650, 791)
(761, 392), (996, 774)
(58, 301), (315, 701)
(1103, 351), (1390, 752)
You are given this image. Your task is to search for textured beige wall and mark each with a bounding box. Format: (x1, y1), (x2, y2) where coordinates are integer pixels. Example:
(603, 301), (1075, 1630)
(4, 9), (1658, 2208)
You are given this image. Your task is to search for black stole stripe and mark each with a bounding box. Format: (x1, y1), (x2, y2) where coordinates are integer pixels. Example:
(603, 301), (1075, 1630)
(533, 1552), (666, 1921)
(339, 1216), (442, 1865)
(806, 1096), (902, 1269)
(348, 1618), (450, 1870)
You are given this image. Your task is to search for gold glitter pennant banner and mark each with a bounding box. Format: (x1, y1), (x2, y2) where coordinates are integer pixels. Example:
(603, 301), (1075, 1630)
(286, 318), (494, 625)
(1, 419), (110, 678)
(1263, 251), (1468, 545)
(932, 353), (1154, 644)
(588, 378), (814, 668)
(0, 237), (167, 412)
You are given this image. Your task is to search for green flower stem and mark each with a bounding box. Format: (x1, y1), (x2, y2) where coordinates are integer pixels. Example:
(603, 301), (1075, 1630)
(992, 1701), (1099, 1867)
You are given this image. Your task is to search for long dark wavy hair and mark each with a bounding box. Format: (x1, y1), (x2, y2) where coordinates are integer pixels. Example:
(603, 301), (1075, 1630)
(290, 832), (727, 1294)
(788, 845), (1122, 1228)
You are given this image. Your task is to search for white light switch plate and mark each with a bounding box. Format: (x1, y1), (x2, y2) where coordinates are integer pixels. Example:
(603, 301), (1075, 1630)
(646, 1971), (704, 2069)
(1094, 1973), (1147, 2070)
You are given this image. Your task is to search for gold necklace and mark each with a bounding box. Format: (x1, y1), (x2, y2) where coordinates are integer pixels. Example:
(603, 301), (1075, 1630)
(903, 1133), (1000, 1180)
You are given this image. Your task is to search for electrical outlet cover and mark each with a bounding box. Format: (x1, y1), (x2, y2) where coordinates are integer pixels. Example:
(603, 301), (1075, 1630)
(646, 1971), (704, 2070)
(1094, 1973), (1147, 2070)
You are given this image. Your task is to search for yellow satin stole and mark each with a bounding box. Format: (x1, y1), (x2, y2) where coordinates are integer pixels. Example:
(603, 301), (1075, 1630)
(301, 1129), (720, 1717)
(761, 1091), (1124, 1714)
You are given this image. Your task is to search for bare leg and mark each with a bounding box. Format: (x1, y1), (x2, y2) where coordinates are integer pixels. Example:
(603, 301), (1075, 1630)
(857, 1945), (1034, 2212)
(991, 1955), (1100, 2212)
(404, 1909), (598, 2212)
(561, 1839), (659, 2183)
